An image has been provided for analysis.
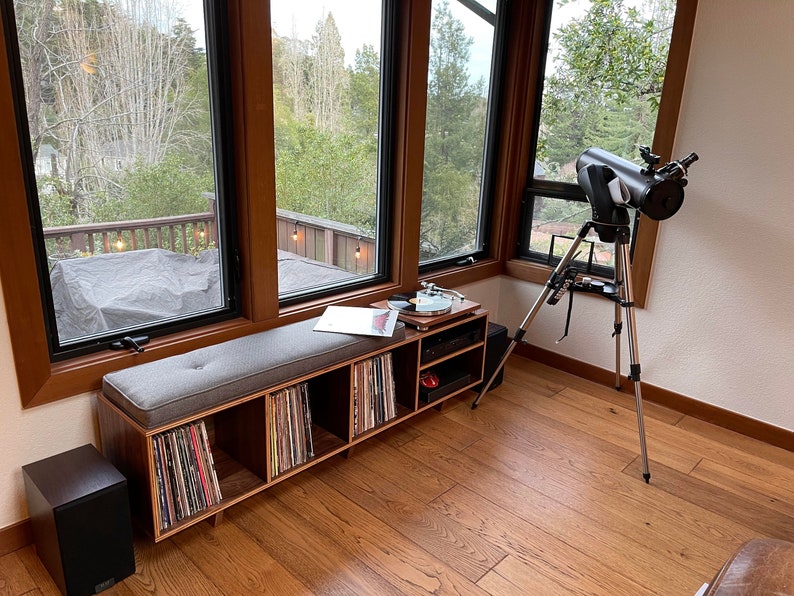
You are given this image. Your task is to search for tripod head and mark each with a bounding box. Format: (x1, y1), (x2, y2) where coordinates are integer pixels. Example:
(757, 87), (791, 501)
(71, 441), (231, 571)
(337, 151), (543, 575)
(576, 146), (698, 242)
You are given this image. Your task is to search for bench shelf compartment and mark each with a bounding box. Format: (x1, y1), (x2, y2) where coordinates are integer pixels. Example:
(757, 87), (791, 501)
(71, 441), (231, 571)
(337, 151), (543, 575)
(97, 309), (488, 540)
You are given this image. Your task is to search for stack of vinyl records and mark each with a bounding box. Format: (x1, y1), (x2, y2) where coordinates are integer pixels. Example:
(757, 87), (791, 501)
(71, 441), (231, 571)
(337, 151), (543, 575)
(269, 382), (315, 476)
(152, 420), (222, 530)
(353, 352), (397, 437)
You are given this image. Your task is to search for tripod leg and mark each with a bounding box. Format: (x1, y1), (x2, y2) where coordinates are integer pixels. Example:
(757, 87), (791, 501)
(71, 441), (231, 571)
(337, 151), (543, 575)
(471, 222), (593, 409)
(617, 234), (651, 483)
(613, 246), (623, 391)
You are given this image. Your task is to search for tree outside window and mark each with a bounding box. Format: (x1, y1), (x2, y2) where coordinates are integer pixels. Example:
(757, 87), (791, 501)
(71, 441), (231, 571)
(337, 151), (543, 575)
(10, 0), (232, 354)
(420, 0), (498, 266)
(522, 0), (677, 274)
(270, 1), (386, 296)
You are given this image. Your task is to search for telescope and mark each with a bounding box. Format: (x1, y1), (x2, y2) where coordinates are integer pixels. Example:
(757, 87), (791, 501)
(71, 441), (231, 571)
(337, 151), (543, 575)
(473, 144), (699, 484)
(576, 146), (698, 240)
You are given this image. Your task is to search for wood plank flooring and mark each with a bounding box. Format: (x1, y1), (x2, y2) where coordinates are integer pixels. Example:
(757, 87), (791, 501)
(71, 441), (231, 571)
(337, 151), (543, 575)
(3, 356), (793, 595)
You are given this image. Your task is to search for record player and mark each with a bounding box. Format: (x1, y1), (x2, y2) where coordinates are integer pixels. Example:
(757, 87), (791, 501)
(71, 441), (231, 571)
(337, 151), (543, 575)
(371, 282), (481, 331)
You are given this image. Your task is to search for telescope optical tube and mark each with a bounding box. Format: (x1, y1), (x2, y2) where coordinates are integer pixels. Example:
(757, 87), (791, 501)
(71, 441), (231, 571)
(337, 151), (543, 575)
(576, 147), (697, 221)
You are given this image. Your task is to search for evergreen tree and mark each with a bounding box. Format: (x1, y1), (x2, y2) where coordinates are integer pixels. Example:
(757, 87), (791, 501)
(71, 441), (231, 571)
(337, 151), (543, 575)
(349, 44), (380, 140)
(310, 13), (348, 133)
(421, 0), (486, 258)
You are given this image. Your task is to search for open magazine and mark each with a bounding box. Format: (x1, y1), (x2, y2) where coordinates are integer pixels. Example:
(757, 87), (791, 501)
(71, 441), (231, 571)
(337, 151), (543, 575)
(313, 306), (399, 337)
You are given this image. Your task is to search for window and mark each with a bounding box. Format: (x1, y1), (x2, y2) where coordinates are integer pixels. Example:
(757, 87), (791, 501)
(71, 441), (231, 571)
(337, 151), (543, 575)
(419, 0), (504, 268)
(6, 0), (237, 358)
(519, 0), (681, 278)
(270, 0), (392, 298)
(0, 1), (695, 408)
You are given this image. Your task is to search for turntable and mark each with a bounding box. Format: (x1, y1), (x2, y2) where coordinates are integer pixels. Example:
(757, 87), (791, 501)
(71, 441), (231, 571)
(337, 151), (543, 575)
(372, 282), (481, 330)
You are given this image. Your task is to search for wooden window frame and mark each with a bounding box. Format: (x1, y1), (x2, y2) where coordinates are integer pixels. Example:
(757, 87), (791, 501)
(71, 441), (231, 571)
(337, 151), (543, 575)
(499, 0), (699, 308)
(0, 0), (697, 408)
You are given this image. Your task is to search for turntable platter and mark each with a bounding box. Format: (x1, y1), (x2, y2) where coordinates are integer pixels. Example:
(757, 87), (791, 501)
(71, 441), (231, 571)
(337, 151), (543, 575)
(386, 292), (453, 316)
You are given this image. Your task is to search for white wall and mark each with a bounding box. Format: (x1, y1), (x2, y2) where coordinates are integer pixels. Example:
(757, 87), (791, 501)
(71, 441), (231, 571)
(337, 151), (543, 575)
(1, 0), (792, 532)
(494, 0), (794, 433)
(0, 294), (97, 529)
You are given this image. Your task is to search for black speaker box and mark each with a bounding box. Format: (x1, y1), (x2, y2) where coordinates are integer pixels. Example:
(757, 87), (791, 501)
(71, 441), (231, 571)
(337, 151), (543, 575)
(22, 444), (135, 595)
(475, 322), (508, 392)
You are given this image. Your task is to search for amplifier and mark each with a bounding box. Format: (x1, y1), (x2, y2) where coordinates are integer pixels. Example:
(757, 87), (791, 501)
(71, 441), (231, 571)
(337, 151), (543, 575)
(420, 321), (482, 363)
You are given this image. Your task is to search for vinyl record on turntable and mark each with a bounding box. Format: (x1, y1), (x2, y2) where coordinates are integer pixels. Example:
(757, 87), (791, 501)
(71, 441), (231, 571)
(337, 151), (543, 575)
(387, 292), (453, 316)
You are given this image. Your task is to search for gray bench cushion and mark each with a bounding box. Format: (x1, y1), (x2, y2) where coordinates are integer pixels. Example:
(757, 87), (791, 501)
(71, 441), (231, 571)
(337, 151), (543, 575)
(102, 317), (406, 429)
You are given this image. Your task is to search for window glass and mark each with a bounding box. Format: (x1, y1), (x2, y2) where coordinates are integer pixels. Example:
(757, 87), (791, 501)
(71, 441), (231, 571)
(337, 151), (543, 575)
(523, 194), (616, 277)
(419, 0), (498, 266)
(270, 1), (386, 297)
(10, 0), (231, 353)
(523, 0), (677, 269)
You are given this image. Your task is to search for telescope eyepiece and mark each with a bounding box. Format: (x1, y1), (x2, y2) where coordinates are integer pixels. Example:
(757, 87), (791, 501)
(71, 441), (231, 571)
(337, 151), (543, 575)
(658, 152), (699, 181)
(680, 152), (699, 168)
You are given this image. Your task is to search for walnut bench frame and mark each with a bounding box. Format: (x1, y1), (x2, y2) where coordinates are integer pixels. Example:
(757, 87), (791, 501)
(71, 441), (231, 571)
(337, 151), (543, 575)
(96, 312), (488, 541)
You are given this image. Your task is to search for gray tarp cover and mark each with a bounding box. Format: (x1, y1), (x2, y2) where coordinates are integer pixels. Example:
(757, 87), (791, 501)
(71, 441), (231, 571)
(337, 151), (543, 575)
(50, 248), (355, 342)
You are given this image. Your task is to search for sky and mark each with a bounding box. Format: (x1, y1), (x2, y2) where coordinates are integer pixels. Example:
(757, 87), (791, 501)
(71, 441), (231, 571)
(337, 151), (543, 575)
(180, 0), (496, 83)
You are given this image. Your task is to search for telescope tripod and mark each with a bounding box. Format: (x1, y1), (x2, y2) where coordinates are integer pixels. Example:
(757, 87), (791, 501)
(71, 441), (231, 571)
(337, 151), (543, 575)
(471, 219), (652, 483)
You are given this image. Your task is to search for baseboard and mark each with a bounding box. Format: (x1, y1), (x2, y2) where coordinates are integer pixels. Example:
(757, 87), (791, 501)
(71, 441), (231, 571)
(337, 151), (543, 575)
(515, 343), (794, 453)
(0, 519), (32, 557)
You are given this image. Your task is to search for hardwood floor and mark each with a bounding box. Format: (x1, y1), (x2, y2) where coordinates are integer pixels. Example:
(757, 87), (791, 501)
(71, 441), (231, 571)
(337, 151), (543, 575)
(3, 356), (793, 595)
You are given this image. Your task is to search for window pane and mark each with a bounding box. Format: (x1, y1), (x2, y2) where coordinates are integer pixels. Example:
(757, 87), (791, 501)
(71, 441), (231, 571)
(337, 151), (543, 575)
(521, 0), (678, 273)
(525, 195), (616, 274)
(535, 0), (676, 183)
(271, 1), (384, 297)
(12, 0), (227, 349)
(420, 0), (496, 264)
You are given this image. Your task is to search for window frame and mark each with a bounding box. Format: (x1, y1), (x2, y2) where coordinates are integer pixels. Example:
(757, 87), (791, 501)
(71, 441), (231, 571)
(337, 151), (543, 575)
(0, 0), (697, 409)
(418, 0), (508, 273)
(503, 0), (699, 308)
(3, 0), (243, 361)
(273, 0), (397, 305)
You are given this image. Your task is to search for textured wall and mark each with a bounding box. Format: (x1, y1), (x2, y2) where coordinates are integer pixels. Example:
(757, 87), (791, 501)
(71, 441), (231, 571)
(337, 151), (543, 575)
(0, 294), (96, 529)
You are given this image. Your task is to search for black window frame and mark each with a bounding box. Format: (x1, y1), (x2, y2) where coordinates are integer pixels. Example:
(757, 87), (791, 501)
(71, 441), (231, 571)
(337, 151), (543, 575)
(275, 0), (397, 305)
(3, 0), (241, 361)
(418, 0), (509, 273)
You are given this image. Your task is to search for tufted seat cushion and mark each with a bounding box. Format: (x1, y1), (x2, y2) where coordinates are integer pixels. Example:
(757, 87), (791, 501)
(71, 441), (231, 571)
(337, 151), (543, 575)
(102, 317), (405, 429)
(704, 538), (794, 595)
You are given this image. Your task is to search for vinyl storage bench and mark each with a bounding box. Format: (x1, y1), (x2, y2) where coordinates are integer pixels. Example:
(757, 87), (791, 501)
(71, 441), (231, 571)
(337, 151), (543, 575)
(97, 312), (489, 541)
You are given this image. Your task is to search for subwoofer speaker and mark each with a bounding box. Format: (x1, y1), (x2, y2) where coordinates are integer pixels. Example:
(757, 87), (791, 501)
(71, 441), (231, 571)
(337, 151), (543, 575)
(474, 322), (508, 392)
(22, 444), (135, 595)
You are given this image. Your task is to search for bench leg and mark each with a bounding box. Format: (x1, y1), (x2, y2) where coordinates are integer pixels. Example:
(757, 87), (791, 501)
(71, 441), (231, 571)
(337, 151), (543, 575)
(208, 511), (224, 527)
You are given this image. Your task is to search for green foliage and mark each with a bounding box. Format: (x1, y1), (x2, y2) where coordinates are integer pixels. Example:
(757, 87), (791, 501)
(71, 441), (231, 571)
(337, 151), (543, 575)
(276, 124), (377, 235)
(420, 0), (488, 259)
(421, 162), (479, 256)
(348, 45), (380, 138)
(37, 178), (78, 228)
(272, 11), (382, 235)
(538, 0), (676, 181)
(93, 155), (213, 222)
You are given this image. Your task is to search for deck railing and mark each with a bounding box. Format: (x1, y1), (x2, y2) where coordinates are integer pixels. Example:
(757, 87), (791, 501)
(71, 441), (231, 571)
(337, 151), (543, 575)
(42, 207), (375, 274)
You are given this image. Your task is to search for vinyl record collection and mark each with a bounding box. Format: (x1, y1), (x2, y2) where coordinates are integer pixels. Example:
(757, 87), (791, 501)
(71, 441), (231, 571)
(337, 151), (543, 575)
(353, 352), (397, 437)
(152, 420), (222, 530)
(269, 382), (315, 477)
